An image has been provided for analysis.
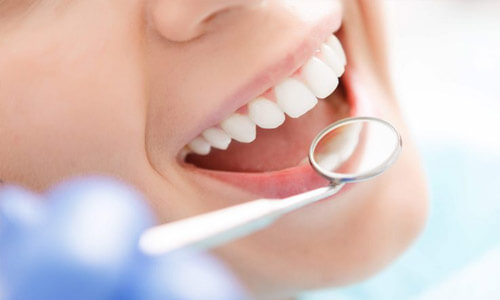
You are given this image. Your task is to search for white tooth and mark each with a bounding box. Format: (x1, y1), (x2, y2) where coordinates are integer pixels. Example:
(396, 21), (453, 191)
(202, 127), (231, 150)
(313, 124), (362, 171)
(316, 153), (342, 171)
(220, 113), (256, 143)
(327, 35), (347, 65)
(274, 78), (318, 118)
(319, 124), (362, 163)
(188, 137), (211, 155)
(338, 124), (362, 161)
(321, 44), (345, 77)
(338, 133), (360, 161)
(302, 57), (339, 99)
(248, 97), (286, 129)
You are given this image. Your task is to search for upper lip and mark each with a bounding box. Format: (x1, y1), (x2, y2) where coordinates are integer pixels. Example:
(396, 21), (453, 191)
(179, 6), (343, 152)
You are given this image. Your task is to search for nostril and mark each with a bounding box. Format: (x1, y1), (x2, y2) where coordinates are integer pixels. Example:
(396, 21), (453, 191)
(149, 0), (264, 43)
(150, 3), (204, 42)
(202, 7), (232, 26)
(148, 2), (216, 42)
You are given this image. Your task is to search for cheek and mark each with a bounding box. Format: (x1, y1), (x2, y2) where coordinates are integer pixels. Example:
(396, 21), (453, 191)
(0, 24), (147, 189)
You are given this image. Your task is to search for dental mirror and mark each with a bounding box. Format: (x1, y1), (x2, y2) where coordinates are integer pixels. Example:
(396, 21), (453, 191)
(309, 116), (402, 185)
(140, 117), (402, 256)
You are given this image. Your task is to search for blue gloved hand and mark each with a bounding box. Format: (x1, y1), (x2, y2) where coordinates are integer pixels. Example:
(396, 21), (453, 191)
(0, 178), (246, 300)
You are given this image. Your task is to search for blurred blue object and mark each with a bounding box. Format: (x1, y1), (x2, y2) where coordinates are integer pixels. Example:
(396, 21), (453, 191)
(121, 252), (247, 300)
(0, 178), (247, 300)
(0, 187), (45, 243)
(0, 187), (47, 299)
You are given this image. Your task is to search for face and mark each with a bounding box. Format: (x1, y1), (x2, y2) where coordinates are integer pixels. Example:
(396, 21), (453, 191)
(0, 0), (428, 299)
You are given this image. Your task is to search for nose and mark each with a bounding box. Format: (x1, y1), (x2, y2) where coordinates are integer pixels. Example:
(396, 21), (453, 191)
(150, 0), (264, 42)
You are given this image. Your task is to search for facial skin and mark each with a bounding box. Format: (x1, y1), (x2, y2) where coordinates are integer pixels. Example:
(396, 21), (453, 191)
(0, 1), (428, 299)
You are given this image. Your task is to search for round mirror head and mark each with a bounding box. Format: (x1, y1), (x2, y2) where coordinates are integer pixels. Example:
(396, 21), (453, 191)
(309, 117), (402, 184)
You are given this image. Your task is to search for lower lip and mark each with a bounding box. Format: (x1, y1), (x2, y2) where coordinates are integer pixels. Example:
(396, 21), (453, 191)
(185, 68), (374, 199)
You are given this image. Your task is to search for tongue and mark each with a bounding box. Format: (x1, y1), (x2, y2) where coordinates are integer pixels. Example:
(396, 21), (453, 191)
(186, 94), (350, 172)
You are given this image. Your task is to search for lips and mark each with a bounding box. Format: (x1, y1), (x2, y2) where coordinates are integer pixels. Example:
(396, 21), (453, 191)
(178, 5), (371, 197)
(183, 71), (364, 198)
(184, 34), (347, 156)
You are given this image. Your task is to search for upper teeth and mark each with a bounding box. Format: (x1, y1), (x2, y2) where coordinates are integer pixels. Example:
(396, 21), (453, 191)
(202, 128), (232, 150)
(275, 78), (318, 118)
(186, 34), (346, 156)
(302, 57), (339, 99)
(248, 97), (286, 129)
(220, 114), (256, 144)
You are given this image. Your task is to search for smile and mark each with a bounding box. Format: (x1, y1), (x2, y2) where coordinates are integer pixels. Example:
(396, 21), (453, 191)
(185, 34), (346, 156)
(178, 6), (371, 198)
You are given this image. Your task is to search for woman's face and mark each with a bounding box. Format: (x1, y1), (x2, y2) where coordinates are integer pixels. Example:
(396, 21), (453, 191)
(0, 0), (428, 298)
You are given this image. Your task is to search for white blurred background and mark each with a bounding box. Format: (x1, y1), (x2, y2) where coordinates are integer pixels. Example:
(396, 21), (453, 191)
(384, 0), (500, 154)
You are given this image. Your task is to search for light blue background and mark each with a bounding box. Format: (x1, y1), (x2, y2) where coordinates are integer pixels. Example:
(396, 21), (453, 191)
(301, 144), (500, 299)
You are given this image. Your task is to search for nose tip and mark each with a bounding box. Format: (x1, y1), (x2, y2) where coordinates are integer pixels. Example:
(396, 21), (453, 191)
(150, 0), (264, 42)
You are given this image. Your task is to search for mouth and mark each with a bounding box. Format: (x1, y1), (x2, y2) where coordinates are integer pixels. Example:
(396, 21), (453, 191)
(179, 17), (368, 198)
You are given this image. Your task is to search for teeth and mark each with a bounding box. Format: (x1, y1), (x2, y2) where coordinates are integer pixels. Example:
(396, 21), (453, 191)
(275, 78), (318, 118)
(321, 44), (345, 77)
(315, 123), (362, 170)
(202, 127), (232, 150)
(185, 34), (348, 156)
(302, 57), (339, 99)
(220, 114), (256, 143)
(188, 137), (211, 155)
(316, 153), (341, 172)
(337, 123), (362, 161)
(248, 97), (286, 129)
(326, 35), (347, 66)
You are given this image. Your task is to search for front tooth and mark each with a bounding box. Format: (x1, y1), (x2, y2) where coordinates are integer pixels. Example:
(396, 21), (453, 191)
(302, 57), (339, 99)
(274, 78), (318, 118)
(326, 35), (347, 65)
(316, 153), (341, 171)
(248, 97), (286, 129)
(188, 137), (211, 155)
(338, 124), (362, 161)
(321, 44), (345, 77)
(317, 124), (362, 165)
(202, 127), (231, 150)
(220, 113), (256, 143)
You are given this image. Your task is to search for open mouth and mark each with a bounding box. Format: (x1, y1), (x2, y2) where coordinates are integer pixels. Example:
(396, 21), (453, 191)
(180, 24), (365, 197)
